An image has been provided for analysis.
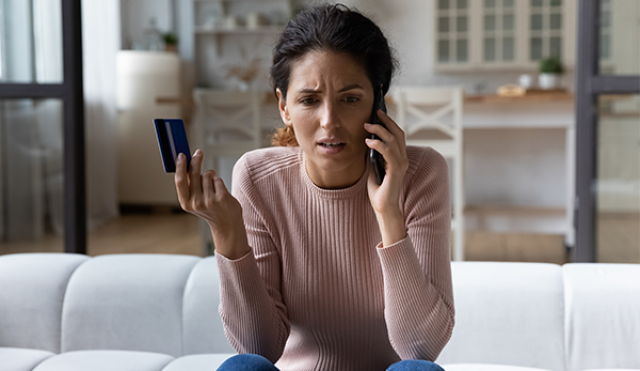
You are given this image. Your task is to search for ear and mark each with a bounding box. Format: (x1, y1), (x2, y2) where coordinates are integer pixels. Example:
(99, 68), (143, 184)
(276, 88), (291, 127)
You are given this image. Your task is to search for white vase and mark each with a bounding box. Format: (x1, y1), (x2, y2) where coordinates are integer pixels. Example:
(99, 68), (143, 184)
(538, 73), (561, 90)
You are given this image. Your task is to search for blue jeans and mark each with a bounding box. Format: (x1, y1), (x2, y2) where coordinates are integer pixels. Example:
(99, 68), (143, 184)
(217, 354), (445, 371)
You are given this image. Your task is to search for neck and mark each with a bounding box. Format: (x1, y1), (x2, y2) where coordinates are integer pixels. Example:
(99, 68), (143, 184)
(305, 157), (367, 189)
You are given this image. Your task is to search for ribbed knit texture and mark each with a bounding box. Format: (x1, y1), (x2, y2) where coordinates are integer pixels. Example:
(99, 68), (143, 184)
(216, 146), (455, 371)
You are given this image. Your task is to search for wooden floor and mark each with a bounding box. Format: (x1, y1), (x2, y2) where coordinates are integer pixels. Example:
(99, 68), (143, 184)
(0, 213), (202, 257)
(0, 212), (637, 264)
(597, 212), (640, 263)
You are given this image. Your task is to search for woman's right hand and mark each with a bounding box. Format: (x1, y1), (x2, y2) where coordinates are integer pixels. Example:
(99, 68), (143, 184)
(175, 149), (250, 260)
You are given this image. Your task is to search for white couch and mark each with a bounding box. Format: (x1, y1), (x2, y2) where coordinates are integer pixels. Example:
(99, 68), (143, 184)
(0, 253), (639, 371)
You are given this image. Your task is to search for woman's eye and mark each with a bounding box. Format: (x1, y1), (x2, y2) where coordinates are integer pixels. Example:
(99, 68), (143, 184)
(345, 96), (359, 103)
(300, 97), (317, 105)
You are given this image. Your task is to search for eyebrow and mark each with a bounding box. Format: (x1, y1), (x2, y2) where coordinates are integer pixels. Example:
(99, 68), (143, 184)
(297, 84), (365, 94)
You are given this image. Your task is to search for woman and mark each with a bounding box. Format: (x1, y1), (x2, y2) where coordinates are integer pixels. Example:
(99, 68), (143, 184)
(175, 4), (454, 371)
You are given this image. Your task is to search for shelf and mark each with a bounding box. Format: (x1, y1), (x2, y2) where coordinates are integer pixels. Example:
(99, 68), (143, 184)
(464, 205), (570, 236)
(195, 25), (285, 34)
(465, 91), (574, 104)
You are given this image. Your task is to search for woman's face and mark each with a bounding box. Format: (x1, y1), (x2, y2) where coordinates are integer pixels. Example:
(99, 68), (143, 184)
(277, 50), (374, 189)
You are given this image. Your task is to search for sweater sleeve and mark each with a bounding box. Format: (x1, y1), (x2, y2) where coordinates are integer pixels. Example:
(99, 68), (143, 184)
(376, 147), (455, 361)
(215, 155), (290, 363)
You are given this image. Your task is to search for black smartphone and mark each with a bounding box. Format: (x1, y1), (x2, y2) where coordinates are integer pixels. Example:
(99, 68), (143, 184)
(369, 87), (387, 185)
(154, 118), (191, 173)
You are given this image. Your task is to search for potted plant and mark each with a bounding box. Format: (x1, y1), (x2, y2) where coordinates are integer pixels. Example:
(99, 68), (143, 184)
(538, 57), (564, 90)
(163, 32), (178, 53)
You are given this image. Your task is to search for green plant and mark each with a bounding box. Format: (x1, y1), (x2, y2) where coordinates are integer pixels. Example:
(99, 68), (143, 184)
(539, 57), (564, 74)
(163, 32), (178, 45)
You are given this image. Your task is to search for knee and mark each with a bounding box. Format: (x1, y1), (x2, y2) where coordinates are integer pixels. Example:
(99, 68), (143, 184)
(387, 359), (445, 371)
(217, 354), (279, 371)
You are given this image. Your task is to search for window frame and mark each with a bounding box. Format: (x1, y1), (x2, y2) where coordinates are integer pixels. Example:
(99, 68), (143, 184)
(573, 0), (640, 262)
(0, 0), (85, 254)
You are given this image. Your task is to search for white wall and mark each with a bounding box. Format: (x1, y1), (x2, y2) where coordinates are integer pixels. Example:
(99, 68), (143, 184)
(121, 0), (174, 50)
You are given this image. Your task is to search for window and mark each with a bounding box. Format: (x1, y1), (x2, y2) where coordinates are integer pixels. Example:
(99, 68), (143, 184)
(434, 0), (576, 71)
(0, 0), (86, 254)
(529, 0), (563, 60)
(600, 0), (611, 60)
(436, 0), (470, 64)
(483, 0), (516, 62)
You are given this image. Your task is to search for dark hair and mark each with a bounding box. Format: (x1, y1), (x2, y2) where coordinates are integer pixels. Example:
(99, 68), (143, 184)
(270, 4), (397, 146)
(271, 3), (396, 99)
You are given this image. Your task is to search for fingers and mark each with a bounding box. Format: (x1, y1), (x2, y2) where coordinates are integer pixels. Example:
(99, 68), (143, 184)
(175, 153), (191, 209)
(213, 176), (228, 198)
(202, 169), (216, 207)
(365, 122), (401, 157)
(365, 111), (409, 178)
(376, 110), (407, 153)
(189, 149), (204, 201)
(377, 109), (404, 137)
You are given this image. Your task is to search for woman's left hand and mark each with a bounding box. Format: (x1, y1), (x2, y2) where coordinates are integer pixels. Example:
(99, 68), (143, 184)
(365, 109), (409, 246)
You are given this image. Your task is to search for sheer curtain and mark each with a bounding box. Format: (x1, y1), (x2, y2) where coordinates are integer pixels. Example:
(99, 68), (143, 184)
(0, 0), (64, 241)
(0, 0), (119, 242)
(82, 0), (120, 230)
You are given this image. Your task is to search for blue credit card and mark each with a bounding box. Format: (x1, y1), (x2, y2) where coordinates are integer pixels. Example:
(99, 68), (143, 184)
(154, 118), (191, 173)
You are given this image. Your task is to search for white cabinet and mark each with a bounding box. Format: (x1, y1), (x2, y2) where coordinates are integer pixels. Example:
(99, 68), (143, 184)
(434, 0), (576, 72)
(116, 51), (182, 206)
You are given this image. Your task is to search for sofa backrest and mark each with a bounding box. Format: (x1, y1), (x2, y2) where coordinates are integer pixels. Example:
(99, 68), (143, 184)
(563, 263), (640, 371)
(182, 255), (236, 354)
(60, 254), (199, 356)
(59, 253), (235, 356)
(0, 253), (88, 353)
(437, 262), (565, 371)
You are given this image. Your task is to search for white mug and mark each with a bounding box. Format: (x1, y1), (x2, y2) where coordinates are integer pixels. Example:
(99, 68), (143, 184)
(519, 74), (534, 89)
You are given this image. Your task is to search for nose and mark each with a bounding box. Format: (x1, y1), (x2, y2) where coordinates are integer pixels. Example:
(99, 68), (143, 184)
(319, 100), (341, 130)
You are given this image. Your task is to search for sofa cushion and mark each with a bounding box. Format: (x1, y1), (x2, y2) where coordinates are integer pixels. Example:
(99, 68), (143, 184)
(0, 347), (55, 371)
(31, 350), (173, 371)
(160, 354), (236, 371)
(0, 253), (88, 352)
(436, 262), (564, 370)
(182, 256), (235, 354)
(442, 364), (554, 371)
(563, 264), (640, 371)
(60, 254), (200, 357)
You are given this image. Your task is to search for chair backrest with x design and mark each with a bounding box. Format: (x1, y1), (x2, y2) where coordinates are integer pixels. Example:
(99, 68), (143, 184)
(192, 89), (264, 170)
(393, 86), (465, 261)
(394, 86), (463, 157)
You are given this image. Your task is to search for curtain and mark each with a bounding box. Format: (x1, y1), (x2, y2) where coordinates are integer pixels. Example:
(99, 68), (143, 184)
(82, 0), (120, 230)
(0, 0), (120, 241)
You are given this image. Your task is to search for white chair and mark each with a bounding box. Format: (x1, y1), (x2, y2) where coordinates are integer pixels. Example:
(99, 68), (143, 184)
(392, 87), (465, 261)
(192, 89), (266, 255)
(192, 89), (265, 174)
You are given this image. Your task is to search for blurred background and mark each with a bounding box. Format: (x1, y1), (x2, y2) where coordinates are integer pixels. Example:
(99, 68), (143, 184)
(0, 0), (638, 264)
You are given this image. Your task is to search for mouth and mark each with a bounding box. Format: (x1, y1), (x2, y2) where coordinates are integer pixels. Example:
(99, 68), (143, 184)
(317, 138), (346, 154)
(318, 142), (345, 148)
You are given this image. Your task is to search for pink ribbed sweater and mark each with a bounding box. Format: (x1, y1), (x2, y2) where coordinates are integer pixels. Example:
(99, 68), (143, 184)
(216, 146), (454, 371)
